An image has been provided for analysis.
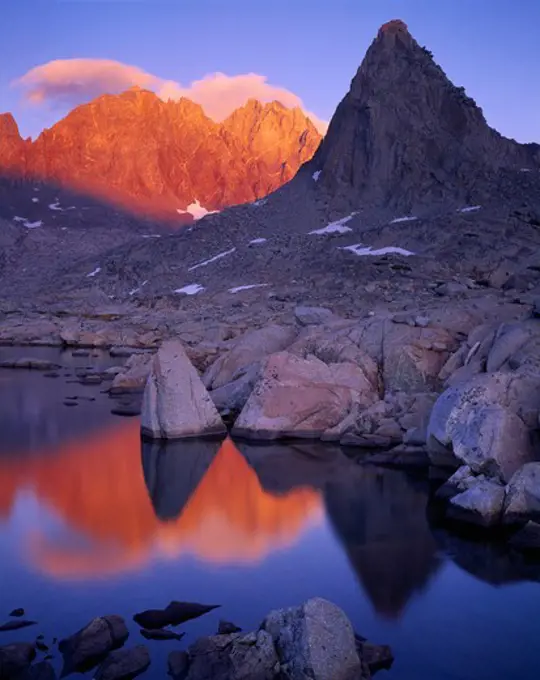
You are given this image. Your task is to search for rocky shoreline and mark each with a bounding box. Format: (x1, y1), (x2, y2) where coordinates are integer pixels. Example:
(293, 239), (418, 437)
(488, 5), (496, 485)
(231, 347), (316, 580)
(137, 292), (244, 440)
(0, 599), (392, 680)
(2, 293), (540, 551)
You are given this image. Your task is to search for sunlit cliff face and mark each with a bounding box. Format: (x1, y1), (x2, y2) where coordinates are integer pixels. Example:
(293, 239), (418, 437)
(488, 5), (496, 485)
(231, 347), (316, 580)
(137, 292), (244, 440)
(0, 425), (322, 578)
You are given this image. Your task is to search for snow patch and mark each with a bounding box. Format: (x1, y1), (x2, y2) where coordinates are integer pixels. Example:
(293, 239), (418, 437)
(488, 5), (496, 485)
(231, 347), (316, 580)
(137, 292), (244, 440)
(174, 284), (204, 295)
(458, 205), (482, 213)
(229, 284), (269, 294)
(249, 238), (267, 245)
(13, 216), (43, 229)
(32, 197), (39, 203)
(253, 198), (268, 207)
(188, 247), (236, 271)
(141, 234), (161, 239)
(520, 168), (532, 172)
(33, 187), (40, 192)
(310, 213), (357, 235)
(49, 201), (75, 212)
(129, 280), (148, 296)
(86, 267), (101, 278)
(177, 200), (218, 221)
(312, 170), (321, 182)
(390, 216), (418, 224)
(341, 244), (415, 257)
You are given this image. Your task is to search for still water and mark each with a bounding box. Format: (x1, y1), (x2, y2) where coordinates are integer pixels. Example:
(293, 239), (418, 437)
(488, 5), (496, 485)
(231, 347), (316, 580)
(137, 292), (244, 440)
(0, 347), (539, 680)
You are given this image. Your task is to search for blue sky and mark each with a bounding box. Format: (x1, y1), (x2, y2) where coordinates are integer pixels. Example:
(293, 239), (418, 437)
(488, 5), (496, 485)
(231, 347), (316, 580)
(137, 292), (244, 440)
(1, 0), (539, 142)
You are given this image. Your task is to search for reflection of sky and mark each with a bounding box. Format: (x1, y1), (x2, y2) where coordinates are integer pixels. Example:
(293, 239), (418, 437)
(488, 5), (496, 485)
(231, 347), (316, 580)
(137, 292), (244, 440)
(1, 490), (540, 680)
(1, 372), (540, 680)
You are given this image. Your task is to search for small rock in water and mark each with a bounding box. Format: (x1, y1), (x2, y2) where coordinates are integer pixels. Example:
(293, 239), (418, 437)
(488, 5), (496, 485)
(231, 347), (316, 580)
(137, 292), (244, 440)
(0, 359), (61, 371)
(63, 400), (78, 407)
(217, 620), (242, 635)
(72, 349), (90, 357)
(355, 635), (394, 674)
(111, 405), (141, 417)
(9, 609), (24, 618)
(79, 375), (103, 385)
(94, 646), (150, 680)
(139, 629), (184, 642)
(0, 619), (37, 632)
(109, 347), (135, 358)
(43, 372), (60, 378)
(35, 640), (49, 652)
(133, 601), (220, 629)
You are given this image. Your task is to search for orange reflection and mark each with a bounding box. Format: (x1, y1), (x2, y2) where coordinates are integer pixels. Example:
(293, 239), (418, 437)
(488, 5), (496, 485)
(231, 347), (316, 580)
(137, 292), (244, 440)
(0, 425), (321, 578)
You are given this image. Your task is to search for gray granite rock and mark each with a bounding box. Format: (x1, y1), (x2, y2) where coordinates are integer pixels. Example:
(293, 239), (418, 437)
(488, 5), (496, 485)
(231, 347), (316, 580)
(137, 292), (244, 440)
(262, 597), (362, 680)
(141, 341), (226, 439)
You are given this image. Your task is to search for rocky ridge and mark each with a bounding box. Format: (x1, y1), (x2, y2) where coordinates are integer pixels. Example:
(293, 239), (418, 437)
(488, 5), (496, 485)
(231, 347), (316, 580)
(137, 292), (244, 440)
(0, 90), (321, 218)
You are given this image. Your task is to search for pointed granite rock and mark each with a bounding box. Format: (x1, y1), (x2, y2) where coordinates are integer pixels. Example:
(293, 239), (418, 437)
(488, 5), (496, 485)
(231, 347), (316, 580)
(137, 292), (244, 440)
(141, 340), (226, 440)
(308, 18), (539, 210)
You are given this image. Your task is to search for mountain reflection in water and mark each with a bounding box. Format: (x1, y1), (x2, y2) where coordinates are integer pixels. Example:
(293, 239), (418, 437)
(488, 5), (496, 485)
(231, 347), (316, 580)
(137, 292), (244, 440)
(0, 418), (453, 619)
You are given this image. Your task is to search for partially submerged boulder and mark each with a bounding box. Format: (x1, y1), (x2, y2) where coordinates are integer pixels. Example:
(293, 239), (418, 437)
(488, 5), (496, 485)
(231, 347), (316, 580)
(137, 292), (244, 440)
(427, 372), (537, 481)
(262, 598), (362, 680)
(58, 615), (129, 675)
(447, 479), (505, 528)
(450, 405), (532, 483)
(141, 341), (226, 440)
(233, 352), (378, 440)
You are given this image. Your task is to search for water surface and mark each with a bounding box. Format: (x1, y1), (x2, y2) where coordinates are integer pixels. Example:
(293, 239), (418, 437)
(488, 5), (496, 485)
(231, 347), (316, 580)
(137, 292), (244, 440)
(0, 347), (539, 680)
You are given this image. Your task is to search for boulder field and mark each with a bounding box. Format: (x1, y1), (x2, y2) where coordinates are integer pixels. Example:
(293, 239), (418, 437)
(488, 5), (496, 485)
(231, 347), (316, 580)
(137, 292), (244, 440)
(0, 599), (392, 680)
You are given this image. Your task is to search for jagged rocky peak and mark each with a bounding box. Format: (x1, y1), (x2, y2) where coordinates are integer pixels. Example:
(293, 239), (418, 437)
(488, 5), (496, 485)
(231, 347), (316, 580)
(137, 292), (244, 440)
(310, 19), (539, 210)
(0, 113), (28, 174)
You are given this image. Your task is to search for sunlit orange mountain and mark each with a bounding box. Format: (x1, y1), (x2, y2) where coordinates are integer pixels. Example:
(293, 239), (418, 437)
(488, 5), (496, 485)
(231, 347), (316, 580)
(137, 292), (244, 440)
(0, 426), (322, 577)
(0, 90), (322, 218)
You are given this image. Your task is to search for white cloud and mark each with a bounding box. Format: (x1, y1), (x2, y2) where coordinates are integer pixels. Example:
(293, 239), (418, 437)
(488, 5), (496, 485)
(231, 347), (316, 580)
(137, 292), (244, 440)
(14, 58), (328, 133)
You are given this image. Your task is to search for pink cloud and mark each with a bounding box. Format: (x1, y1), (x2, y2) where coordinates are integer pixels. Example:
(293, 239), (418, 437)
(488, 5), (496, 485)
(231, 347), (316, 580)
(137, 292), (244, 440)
(14, 58), (327, 133)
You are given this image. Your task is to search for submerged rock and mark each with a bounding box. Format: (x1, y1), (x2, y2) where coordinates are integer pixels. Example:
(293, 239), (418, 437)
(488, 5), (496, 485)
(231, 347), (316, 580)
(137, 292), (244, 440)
(94, 646), (150, 680)
(133, 601), (220, 630)
(0, 620), (36, 633)
(58, 615), (129, 675)
(139, 629), (184, 642)
(8, 610), (24, 618)
(141, 341), (226, 439)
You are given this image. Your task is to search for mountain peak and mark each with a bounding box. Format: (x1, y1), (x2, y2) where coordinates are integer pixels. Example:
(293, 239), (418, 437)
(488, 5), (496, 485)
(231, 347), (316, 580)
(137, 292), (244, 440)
(378, 19), (409, 36)
(309, 20), (539, 210)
